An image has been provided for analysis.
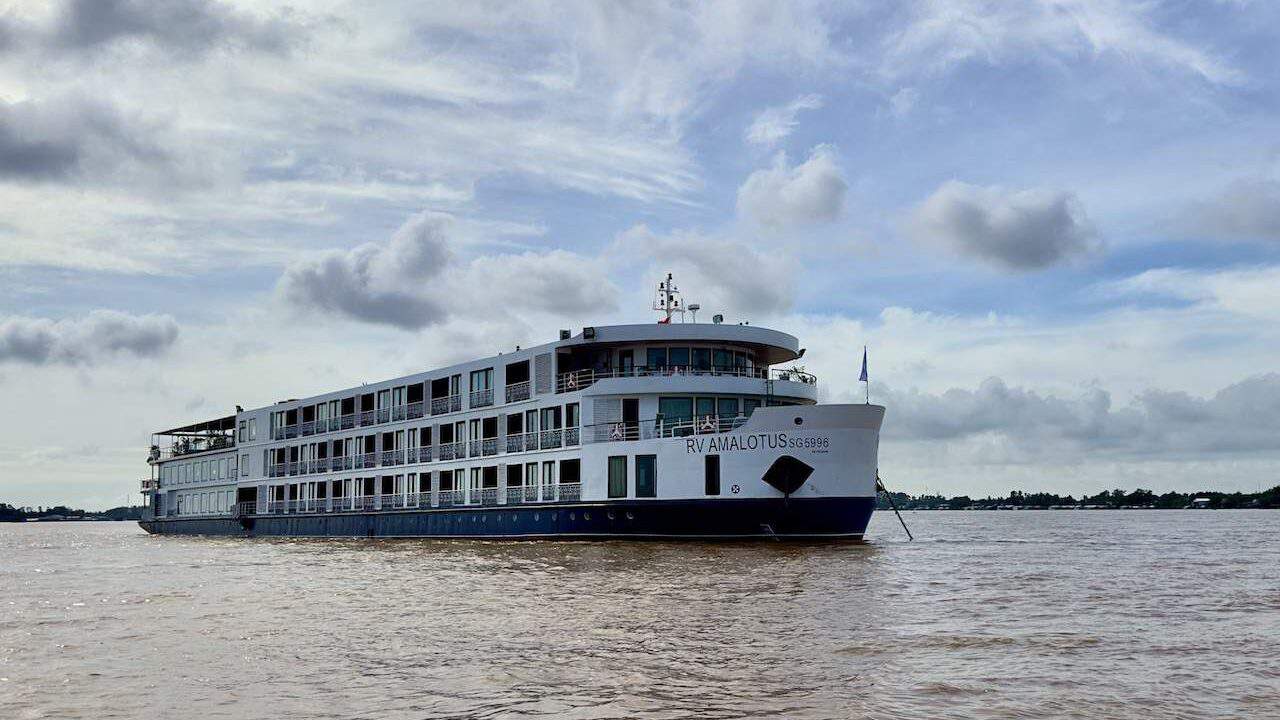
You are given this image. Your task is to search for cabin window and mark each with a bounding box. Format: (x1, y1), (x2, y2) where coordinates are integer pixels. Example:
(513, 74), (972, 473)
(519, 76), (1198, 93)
(238, 421), (247, 442)
(713, 349), (732, 371)
(692, 348), (712, 371)
(525, 462), (538, 486)
(647, 347), (668, 370)
(560, 459), (580, 486)
(483, 466), (499, 488)
(636, 455), (656, 498)
(565, 403), (580, 427)
(470, 368), (493, 392)
(542, 461), (556, 487)
(608, 456), (627, 498)
(705, 455), (721, 495)
(744, 398), (760, 416)
(658, 397), (694, 424)
(668, 347), (690, 368)
(717, 397), (739, 419)
(695, 397), (716, 419)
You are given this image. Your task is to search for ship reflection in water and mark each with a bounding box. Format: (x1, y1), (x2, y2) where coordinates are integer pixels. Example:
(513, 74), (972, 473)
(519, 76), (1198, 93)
(3, 510), (1278, 719)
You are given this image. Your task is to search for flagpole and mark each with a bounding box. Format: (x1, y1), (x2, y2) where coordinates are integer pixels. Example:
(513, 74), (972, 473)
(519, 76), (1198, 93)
(860, 345), (870, 405)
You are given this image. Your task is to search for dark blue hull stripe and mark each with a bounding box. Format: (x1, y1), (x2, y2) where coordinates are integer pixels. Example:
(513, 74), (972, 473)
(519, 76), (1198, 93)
(139, 497), (876, 540)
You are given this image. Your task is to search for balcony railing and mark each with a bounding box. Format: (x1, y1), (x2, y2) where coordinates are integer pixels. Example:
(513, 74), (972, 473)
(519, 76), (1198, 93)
(506, 433), (529, 453)
(436, 489), (463, 507)
(407, 401), (424, 420)
(381, 450), (404, 466)
(376, 408), (390, 423)
(341, 414), (355, 430)
(359, 410), (374, 426)
(564, 427), (580, 446)
(245, 482), (587, 516)
(556, 364), (781, 393)
(584, 414), (750, 443)
(469, 388), (494, 408)
(469, 440), (482, 457)
(354, 452), (377, 469)
(431, 395), (461, 415)
(540, 429), (563, 449)
(301, 421), (316, 436)
(505, 381), (531, 403)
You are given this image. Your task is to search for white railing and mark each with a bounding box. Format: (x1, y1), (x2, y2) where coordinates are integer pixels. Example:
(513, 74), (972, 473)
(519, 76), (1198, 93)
(505, 381), (531, 403)
(540, 429), (563, 449)
(556, 364), (780, 393)
(470, 388), (494, 408)
(436, 489), (463, 507)
(431, 395), (461, 415)
(585, 414), (749, 443)
(407, 401), (425, 420)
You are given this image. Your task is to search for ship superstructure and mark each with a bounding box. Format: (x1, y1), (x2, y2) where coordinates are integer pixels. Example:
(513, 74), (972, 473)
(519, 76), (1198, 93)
(139, 279), (884, 539)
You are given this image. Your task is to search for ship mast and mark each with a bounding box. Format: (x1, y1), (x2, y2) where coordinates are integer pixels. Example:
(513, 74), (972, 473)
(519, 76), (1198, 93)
(653, 273), (684, 324)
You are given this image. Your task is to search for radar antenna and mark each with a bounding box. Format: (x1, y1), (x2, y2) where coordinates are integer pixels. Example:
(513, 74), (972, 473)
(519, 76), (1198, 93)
(653, 273), (685, 324)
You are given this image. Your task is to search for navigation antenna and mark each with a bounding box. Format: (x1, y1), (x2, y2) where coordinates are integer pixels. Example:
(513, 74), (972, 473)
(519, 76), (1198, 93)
(653, 273), (685, 324)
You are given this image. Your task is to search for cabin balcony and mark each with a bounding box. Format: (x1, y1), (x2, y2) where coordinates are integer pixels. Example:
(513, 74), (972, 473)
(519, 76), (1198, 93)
(505, 381), (531, 403)
(469, 388), (494, 408)
(431, 395), (462, 416)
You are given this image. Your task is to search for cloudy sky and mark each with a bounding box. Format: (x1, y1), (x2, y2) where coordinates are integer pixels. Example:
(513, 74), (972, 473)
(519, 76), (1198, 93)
(2, 0), (1279, 508)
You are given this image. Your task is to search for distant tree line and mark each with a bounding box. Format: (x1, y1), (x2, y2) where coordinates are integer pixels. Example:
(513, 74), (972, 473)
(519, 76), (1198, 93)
(0, 504), (146, 522)
(877, 485), (1280, 511)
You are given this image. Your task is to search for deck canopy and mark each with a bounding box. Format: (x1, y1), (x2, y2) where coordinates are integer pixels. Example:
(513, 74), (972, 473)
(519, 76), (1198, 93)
(154, 414), (237, 437)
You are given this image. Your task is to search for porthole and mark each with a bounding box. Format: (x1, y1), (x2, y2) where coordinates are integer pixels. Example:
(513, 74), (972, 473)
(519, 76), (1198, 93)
(569, 512), (575, 521)
(626, 511), (635, 520)
(584, 512), (591, 521)
(534, 513), (539, 521)
(607, 511), (615, 520)
(794, 416), (803, 425)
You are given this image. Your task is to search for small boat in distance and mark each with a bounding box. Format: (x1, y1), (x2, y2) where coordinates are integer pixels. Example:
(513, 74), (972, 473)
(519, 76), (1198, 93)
(138, 275), (885, 539)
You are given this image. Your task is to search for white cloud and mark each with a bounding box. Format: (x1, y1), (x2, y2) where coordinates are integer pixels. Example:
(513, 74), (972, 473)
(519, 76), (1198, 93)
(880, 0), (1241, 85)
(744, 93), (823, 146)
(905, 180), (1099, 270)
(610, 225), (800, 318)
(277, 211), (618, 330)
(881, 373), (1280, 458)
(0, 310), (179, 366)
(1189, 179), (1280, 242)
(736, 145), (847, 228)
(888, 86), (919, 117)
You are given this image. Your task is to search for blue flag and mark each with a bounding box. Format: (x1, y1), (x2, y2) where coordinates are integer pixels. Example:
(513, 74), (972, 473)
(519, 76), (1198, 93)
(859, 346), (868, 382)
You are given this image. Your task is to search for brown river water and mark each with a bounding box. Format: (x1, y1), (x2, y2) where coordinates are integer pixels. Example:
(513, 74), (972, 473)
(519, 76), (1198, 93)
(2, 511), (1278, 719)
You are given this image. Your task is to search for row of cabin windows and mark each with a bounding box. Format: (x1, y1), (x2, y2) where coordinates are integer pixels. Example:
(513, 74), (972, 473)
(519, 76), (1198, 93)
(267, 460), (582, 496)
(174, 489), (234, 515)
(161, 455), (237, 486)
(658, 396), (759, 423)
(236, 418), (258, 442)
(264, 403), (579, 459)
(268, 360), (533, 429)
(642, 347), (752, 371)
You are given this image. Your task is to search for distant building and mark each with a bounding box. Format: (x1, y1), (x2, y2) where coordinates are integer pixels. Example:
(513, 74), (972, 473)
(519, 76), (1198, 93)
(1190, 497), (1212, 509)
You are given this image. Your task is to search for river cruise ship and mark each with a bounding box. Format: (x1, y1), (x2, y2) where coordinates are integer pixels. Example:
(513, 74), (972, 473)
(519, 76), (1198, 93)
(139, 278), (884, 539)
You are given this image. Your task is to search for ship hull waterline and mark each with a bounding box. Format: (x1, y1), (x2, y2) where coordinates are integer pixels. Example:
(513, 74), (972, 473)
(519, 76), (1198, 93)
(138, 496), (876, 540)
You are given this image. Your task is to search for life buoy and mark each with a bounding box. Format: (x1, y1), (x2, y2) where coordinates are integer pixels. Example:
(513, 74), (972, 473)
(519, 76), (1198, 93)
(565, 374), (579, 390)
(609, 422), (625, 440)
(700, 415), (717, 433)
